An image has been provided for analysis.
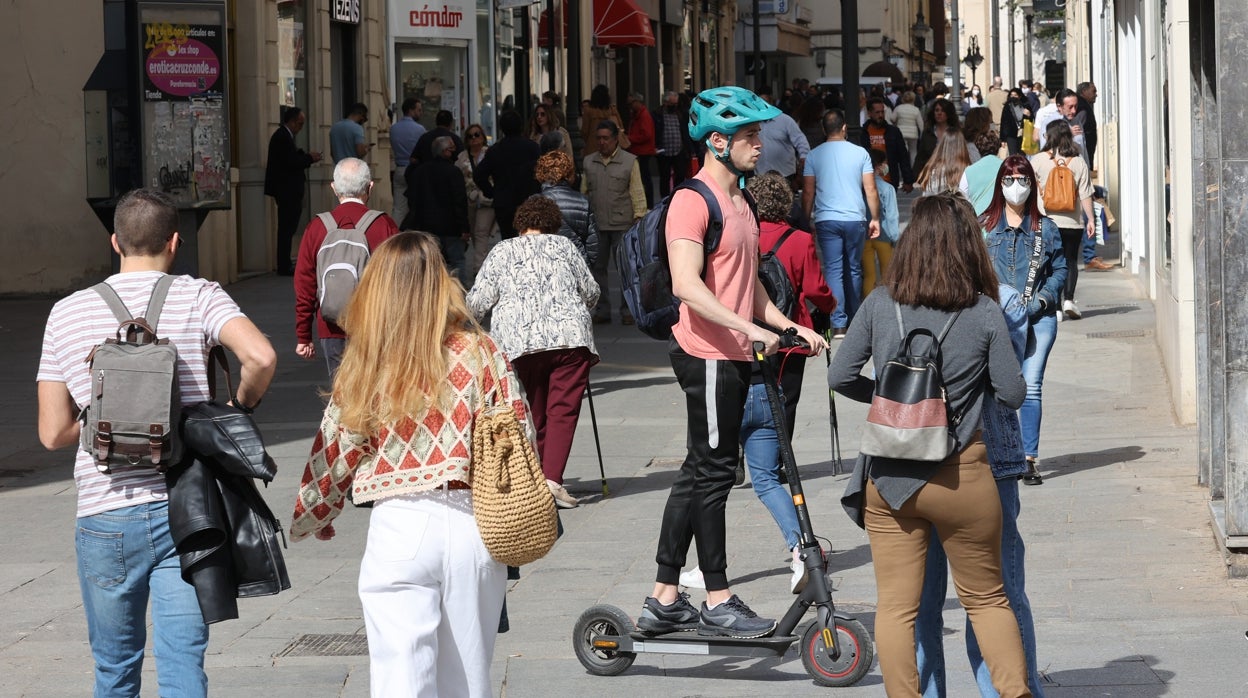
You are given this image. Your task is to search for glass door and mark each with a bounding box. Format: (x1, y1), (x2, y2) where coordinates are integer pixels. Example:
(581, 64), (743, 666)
(396, 42), (469, 133)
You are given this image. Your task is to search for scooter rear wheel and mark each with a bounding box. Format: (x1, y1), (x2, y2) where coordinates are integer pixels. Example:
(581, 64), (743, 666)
(800, 617), (873, 687)
(572, 605), (637, 676)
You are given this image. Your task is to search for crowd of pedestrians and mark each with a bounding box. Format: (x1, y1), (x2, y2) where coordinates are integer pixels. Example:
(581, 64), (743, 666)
(41, 72), (1114, 697)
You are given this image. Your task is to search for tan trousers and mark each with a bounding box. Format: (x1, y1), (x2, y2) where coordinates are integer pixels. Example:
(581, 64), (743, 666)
(862, 238), (894, 297)
(865, 440), (1031, 698)
(467, 204), (498, 283)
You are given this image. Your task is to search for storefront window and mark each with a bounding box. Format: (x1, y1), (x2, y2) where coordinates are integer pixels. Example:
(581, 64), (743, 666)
(397, 43), (468, 132)
(477, 0), (494, 139)
(495, 8), (519, 117)
(277, 0), (306, 111)
(682, 7), (693, 92)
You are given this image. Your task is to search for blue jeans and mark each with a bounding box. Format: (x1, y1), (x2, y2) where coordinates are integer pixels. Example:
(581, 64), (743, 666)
(739, 383), (800, 550)
(438, 235), (468, 283)
(814, 219), (868, 329)
(916, 477), (1043, 697)
(1082, 229), (1096, 264)
(321, 337), (347, 377)
(1020, 314), (1058, 458)
(76, 501), (209, 697)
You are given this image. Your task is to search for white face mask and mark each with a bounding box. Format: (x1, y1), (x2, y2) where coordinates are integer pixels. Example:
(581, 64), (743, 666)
(1003, 182), (1031, 205)
(880, 164), (890, 177)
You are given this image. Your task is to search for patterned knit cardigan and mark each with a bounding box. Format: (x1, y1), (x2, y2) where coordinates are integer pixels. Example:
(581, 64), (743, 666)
(290, 333), (534, 540)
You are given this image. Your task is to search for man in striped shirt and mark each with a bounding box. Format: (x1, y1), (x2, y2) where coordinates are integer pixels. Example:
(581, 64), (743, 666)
(36, 189), (276, 697)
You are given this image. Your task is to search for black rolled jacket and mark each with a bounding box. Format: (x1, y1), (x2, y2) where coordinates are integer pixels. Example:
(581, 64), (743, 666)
(167, 403), (290, 624)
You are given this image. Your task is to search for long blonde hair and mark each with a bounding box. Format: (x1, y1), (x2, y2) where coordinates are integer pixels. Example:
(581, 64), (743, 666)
(332, 232), (483, 434)
(917, 129), (971, 193)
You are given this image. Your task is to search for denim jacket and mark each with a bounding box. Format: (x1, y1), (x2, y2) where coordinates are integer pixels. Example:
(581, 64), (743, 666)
(981, 284), (1029, 479)
(985, 214), (1067, 321)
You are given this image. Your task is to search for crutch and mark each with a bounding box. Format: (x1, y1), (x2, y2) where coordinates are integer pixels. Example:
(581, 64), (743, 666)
(824, 330), (844, 475)
(585, 380), (608, 496)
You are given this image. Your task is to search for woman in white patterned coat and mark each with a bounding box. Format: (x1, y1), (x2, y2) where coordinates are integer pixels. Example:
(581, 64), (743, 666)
(466, 195), (600, 509)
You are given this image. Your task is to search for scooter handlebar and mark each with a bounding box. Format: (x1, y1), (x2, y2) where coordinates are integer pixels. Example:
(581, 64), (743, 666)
(752, 328), (810, 356)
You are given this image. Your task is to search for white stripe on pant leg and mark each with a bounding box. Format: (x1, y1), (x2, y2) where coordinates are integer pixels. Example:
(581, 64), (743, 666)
(704, 359), (719, 450)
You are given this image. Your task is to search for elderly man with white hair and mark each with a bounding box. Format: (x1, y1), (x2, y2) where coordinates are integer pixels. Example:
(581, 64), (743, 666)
(293, 157), (400, 375)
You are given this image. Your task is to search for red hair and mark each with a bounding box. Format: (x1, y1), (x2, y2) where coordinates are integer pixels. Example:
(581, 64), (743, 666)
(978, 154), (1044, 232)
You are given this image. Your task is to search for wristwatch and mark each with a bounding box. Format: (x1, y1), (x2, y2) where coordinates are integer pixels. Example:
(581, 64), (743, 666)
(234, 397), (261, 415)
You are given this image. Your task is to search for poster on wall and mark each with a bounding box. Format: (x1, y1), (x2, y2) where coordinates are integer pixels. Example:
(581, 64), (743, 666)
(138, 3), (230, 210)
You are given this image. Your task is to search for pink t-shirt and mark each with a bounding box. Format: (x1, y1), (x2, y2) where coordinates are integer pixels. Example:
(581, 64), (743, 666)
(37, 271), (244, 517)
(666, 170), (759, 361)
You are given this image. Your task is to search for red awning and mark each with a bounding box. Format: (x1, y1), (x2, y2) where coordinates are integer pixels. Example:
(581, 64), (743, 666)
(538, 0), (655, 49)
(594, 0), (654, 47)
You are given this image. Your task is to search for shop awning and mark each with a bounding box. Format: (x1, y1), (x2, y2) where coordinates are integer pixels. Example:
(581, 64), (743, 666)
(594, 0), (654, 47)
(538, 0), (656, 49)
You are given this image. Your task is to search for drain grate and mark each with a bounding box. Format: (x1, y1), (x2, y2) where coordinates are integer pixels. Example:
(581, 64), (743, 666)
(1085, 329), (1150, 339)
(276, 633), (368, 657)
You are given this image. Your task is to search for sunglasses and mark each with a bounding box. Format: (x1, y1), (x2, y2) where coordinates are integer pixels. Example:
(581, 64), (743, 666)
(1001, 176), (1031, 186)
(468, 132), (484, 138)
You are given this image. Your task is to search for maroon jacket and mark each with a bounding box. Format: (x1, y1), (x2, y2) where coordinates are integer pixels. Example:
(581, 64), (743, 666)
(293, 201), (399, 343)
(759, 221), (835, 350)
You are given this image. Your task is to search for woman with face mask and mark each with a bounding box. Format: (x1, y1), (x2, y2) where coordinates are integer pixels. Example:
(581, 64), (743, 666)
(981, 155), (1068, 485)
(1000, 89), (1033, 155)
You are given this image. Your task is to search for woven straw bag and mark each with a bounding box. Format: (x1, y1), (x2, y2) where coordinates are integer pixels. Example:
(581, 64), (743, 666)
(471, 362), (558, 567)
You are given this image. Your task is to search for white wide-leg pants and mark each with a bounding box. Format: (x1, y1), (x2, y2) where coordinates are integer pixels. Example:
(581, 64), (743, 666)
(358, 488), (506, 698)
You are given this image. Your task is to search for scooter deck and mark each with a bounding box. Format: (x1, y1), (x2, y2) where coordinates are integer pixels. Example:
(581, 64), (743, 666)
(619, 631), (801, 657)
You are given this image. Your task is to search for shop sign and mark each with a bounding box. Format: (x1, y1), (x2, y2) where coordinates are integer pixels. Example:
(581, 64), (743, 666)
(390, 0), (474, 41)
(333, 0), (361, 24)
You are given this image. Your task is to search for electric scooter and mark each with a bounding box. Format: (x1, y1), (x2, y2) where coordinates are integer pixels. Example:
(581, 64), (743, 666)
(571, 334), (874, 687)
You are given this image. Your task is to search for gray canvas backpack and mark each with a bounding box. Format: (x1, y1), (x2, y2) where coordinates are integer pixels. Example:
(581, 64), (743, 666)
(315, 210), (382, 324)
(80, 275), (183, 473)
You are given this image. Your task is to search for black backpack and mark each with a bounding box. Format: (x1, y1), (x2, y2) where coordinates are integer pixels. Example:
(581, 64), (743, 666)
(616, 180), (755, 340)
(758, 227), (799, 321)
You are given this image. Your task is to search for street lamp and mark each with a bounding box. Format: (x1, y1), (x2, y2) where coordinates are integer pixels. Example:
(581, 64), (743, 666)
(962, 35), (984, 89)
(910, 10), (931, 85)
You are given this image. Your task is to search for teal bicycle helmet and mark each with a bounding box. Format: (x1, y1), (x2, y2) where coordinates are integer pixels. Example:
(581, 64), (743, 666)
(687, 85), (782, 141)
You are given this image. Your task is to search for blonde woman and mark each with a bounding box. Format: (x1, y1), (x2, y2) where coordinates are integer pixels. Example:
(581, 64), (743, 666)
(528, 104), (575, 161)
(457, 123), (497, 281)
(916, 129), (972, 196)
(291, 232), (534, 697)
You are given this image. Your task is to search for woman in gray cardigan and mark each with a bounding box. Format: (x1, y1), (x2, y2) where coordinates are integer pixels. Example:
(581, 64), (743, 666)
(829, 193), (1031, 697)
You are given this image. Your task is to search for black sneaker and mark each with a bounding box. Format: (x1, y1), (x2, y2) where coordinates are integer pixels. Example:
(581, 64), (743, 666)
(637, 592), (700, 634)
(698, 594), (777, 638)
(1022, 457), (1044, 486)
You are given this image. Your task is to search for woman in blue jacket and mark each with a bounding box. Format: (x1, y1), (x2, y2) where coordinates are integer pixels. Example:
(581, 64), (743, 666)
(980, 154), (1067, 485)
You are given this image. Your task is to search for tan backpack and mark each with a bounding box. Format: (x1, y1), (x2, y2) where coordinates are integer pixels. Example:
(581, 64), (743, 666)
(1043, 153), (1078, 213)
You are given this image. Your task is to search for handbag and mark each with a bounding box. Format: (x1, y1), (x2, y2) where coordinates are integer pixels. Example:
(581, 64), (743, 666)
(1021, 120), (1039, 155)
(859, 304), (963, 462)
(470, 347), (558, 567)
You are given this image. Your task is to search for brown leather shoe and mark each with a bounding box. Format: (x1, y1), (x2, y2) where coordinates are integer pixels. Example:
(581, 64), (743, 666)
(1084, 257), (1115, 271)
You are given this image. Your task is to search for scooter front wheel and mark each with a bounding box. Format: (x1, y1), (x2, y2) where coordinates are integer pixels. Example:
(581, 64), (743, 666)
(572, 605), (637, 676)
(800, 617), (873, 687)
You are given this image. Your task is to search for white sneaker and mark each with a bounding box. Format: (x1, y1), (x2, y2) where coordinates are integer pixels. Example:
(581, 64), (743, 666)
(789, 548), (809, 594)
(1063, 299), (1082, 320)
(547, 480), (579, 509)
(679, 566), (706, 589)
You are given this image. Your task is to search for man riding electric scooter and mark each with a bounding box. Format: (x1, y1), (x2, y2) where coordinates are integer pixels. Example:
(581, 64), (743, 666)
(637, 85), (828, 639)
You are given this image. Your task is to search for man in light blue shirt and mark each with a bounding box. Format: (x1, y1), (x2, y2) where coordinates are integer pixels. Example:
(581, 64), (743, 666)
(802, 108), (881, 335)
(329, 102), (370, 163)
(389, 98), (425, 222)
(754, 87), (809, 181)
